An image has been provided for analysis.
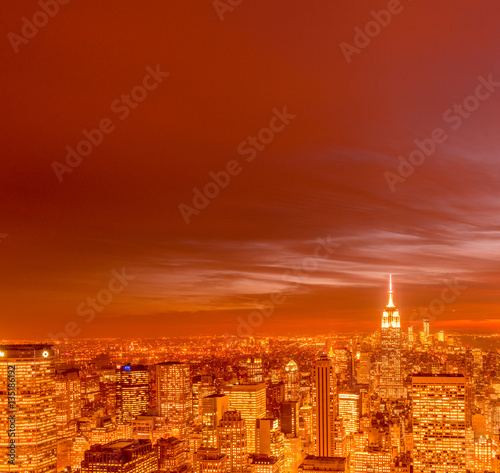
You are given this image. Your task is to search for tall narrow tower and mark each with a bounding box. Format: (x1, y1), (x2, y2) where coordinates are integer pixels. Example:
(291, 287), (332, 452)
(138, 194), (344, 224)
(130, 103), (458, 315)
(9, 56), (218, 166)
(312, 355), (337, 457)
(379, 275), (403, 399)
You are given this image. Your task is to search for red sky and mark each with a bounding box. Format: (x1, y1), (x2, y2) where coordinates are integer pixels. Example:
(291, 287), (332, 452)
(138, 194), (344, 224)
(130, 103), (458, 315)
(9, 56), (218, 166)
(2, 1), (500, 340)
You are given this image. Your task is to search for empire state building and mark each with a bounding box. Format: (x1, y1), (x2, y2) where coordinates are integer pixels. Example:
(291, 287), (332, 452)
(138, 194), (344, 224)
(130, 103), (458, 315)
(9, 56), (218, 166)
(379, 275), (403, 399)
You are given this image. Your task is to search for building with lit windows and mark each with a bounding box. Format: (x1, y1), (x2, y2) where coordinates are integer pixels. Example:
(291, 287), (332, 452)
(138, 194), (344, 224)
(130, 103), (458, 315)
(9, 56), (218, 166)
(474, 435), (496, 472)
(116, 364), (149, 425)
(251, 455), (279, 473)
(218, 410), (247, 473)
(195, 447), (227, 472)
(283, 435), (303, 473)
(338, 392), (359, 435)
(157, 361), (191, 439)
(192, 375), (216, 425)
(412, 374), (467, 473)
(285, 360), (300, 402)
(0, 344), (57, 473)
(352, 449), (392, 473)
(223, 383), (266, 454)
(312, 356), (337, 457)
(379, 275), (403, 399)
(202, 394), (228, 448)
(355, 352), (370, 385)
(56, 367), (81, 471)
(157, 436), (189, 472)
(247, 358), (263, 383)
(256, 418), (284, 471)
(81, 439), (157, 472)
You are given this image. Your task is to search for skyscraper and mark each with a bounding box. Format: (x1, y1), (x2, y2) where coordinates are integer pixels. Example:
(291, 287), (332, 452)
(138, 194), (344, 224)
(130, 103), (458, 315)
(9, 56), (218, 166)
(56, 367), (81, 471)
(157, 361), (191, 439)
(412, 374), (467, 473)
(202, 394), (228, 448)
(284, 360), (300, 402)
(223, 383), (266, 454)
(116, 364), (149, 424)
(218, 410), (247, 473)
(312, 355), (337, 457)
(247, 357), (263, 383)
(338, 392), (359, 435)
(281, 400), (299, 436)
(423, 317), (430, 344)
(379, 275), (403, 399)
(0, 344), (57, 473)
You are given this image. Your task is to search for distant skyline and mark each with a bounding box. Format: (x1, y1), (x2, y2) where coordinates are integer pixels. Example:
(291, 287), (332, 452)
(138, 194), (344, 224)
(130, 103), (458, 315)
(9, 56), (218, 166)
(2, 2), (500, 339)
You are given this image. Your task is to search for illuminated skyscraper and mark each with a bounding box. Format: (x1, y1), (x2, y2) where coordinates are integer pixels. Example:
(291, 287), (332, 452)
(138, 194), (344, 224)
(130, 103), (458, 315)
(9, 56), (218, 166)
(193, 374), (216, 425)
(223, 383), (266, 454)
(312, 355), (337, 457)
(281, 400), (299, 436)
(256, 417), (284, 471)
(412, 374), (467, 473)
(338, 392), (359, 435)
(218, 410), (247, 472)
(248, 357), (263, 383)
(379, 275), (403, 399)
(284, 360), (300, 402)
(56, 367), (81, 471)
(202, 394), (228, 448)
(355, 352), (370, 385)
(116, 364), (149, 424)
(283, 435), (302, 473)
(157, 361), (191, 439)
(0, 344), (57, 473)
(423, 317), (430, 344)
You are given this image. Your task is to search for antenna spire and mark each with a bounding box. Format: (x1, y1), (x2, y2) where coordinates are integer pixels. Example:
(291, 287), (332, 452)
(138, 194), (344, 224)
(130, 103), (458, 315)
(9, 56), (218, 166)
(386, 273), (395, 308)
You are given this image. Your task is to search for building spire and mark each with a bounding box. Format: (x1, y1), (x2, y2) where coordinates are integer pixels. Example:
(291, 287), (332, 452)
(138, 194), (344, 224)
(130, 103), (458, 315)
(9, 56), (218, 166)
(387, 273), (395, 308)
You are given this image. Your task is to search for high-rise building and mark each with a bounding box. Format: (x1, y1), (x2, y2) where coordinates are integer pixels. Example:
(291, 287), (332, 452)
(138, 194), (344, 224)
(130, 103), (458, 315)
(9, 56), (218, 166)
(338, 392), (359, 435)
(0, 344), (57, 473)
(423, 318), (430, 344)
(379, 275), (403, 399)
(408, 326), (414, 346)
(412, 374), (467, 473)
(116, 364), (149, 424)
(248, 357), (263, 383)
(283, 435), (302, 473)
(81, 439), (157, 472)
(312, 355), (338, 457)
(256, 417), (284, 470)
(218, 410), (247, 472)
(202, 394), (228, 448)
(284, 360), (300, 402)
(223, 383), (266, 454)
(56, 367), (81, 471)
(355, 352), (370, 385)
(281, 400), (299, 436)
(157, 361), (191, 439)
(192, 375), (216, 425)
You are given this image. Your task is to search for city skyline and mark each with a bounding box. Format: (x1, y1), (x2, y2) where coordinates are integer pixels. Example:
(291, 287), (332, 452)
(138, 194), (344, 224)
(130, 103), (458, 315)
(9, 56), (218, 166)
(2, 2), (500, 339)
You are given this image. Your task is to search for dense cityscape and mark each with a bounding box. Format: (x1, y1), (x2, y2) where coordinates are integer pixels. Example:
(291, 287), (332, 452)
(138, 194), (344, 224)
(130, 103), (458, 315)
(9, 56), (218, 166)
(1, 280), (499, 472)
